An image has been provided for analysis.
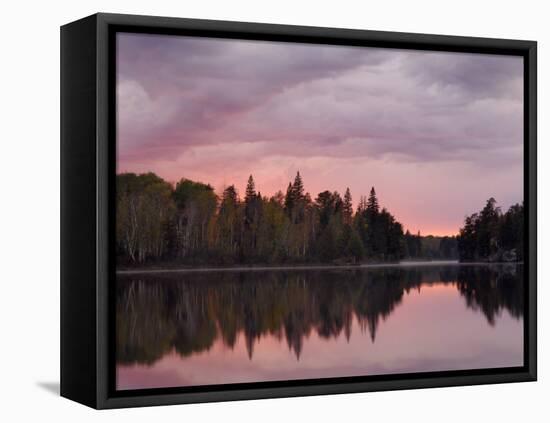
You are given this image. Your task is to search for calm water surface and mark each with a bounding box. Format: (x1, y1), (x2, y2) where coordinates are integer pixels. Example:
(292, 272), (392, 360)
(116, 263), (523, 390)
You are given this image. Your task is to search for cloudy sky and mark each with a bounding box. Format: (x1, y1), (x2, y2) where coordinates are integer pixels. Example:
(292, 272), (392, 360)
(116, 33), (523, 236)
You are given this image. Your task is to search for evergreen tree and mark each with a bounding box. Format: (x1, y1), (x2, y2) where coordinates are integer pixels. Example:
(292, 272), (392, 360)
(221, 185), (239, 208)
(499, 202), (523, 260)
(458, 214), (479, 261)
(245, 175), (256, 203)
(291, 171), (306, 223)
(366, 187), (379, 217)
(243, 176), (261, 258)
(284, 182), (294, 216)
(343, 187), (353, 225)
(363, 187), (381, 258)
(477, 198), (501, 258)
(315, 190), (340, 229)
(244, 175), (257, 223)
(356, 195), (368, 214)
(117, 172), (457, 266)
(292, 171), (304, 200)
(354, 196), (368, 250)
(403, 230), (423, 258)
(458, 198), (522, 262)
(345, 229), (365, 262)
(384, 211), (398, 259)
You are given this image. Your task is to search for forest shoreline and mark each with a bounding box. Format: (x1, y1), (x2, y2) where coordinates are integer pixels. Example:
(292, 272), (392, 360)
(116, 260), (523, 275)
(116, 172), (523, 268)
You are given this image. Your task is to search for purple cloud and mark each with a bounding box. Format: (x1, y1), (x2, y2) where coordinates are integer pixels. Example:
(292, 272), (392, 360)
(116, 32), (523, 235)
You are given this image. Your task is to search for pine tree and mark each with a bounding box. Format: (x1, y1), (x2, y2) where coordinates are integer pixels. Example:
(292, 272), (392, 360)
(356, 195), (367, 214)
(458, 213), (479, 261)
(286, 171), (306, 224)
(292, 171), (304, 200)
(363, 187), (381, 258)
(477, 197), (501, 258)
(245, 175), (256, 204)
(284, 182), (294, 216)
(315, 190), (336, 228)
(366, 187), (379, 216)
(221, 185), (239, 206)
(244, 175), (257, 226)
(343, 187), (353, 225)
(345, 229), (365, 262)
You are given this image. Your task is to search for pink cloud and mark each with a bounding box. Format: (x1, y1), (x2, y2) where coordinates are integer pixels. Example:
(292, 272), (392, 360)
(116, 33), (523, 235)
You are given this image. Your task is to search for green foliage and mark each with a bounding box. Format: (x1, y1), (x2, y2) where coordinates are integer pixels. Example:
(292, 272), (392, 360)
(366, 187), (379, 217)
(116, 172), (411, 266)
(116, 173), (521, 267)
(499, 203), (524, 260)
(116, 172), (175, 263)
(343, 188), (353, 225)
(438, 236), (459, 259)
(404, 230), (422, 258)
(352, 187), (404, 262)
(344, 227), (365, 262)
(172, 178), (218, 260)
(405, 233), (458, 260)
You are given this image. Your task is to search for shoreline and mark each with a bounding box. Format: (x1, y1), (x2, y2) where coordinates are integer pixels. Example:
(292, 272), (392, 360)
(116, 260), (522, 275)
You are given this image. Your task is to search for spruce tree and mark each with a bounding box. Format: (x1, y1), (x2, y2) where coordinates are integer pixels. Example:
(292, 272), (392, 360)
(245, 175), (256, 204)
(343, 187), (353, 225)
(356, 195), (367, 214)
(244, 175), (257, 226)
(366, 187), (379, 216)
(287, 171), (306, 223)
(477, 197), (500, 258)
(221, 185), (239, 206)
(364, 187), (381, 258)
(284, 182), (294, 216)
(292, 171), (304, 200)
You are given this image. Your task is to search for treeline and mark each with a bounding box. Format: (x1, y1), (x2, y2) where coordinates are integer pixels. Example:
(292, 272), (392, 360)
(457, 198), (524, 262)
(116, 171), (456, 266)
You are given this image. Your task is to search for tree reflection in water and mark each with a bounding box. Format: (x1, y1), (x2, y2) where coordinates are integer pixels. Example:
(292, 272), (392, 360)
(116, 265), (523, 366)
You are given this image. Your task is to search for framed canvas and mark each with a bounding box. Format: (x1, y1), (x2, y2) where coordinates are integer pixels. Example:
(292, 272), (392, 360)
(60, 13), (537, 409)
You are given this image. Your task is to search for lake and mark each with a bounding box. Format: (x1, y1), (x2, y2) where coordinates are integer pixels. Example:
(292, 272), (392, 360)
(115, 263), (524, 390)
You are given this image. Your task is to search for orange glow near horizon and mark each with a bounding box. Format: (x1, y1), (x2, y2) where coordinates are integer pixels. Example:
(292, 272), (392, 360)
(116, 164), (463, 237)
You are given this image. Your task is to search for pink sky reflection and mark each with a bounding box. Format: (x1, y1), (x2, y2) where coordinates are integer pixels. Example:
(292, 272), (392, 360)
(116, 283), (523, 390)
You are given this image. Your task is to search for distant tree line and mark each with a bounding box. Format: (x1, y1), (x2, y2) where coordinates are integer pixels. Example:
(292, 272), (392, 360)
(457, 198), (524, 262)
(116, 172), (457, 266)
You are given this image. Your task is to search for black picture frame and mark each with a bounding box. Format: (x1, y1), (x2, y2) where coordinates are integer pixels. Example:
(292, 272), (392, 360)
(60, 12), (537, 409)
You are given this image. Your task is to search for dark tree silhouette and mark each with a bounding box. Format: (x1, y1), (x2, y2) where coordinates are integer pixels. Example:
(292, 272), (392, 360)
(343, 187), (353, 225)
(116, 172), (481, 266)
(366, 187), (379, 216)
(458, 199), (523, 262)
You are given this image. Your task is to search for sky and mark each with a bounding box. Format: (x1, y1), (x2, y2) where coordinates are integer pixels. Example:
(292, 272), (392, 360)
(116, 33), (524, 236)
